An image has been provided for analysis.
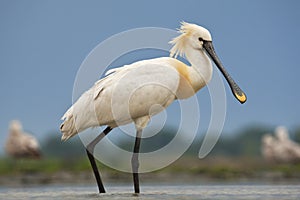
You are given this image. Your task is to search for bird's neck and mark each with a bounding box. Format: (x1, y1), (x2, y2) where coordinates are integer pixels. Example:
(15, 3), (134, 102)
(185, 46), (213, 91)
(185, 47), (212, 85)
(9, 130), (21, 136)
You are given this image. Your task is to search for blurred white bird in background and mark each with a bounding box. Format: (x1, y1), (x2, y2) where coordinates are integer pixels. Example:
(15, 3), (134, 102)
(5, 120), (41, 159)
(261, 126), (300, 163)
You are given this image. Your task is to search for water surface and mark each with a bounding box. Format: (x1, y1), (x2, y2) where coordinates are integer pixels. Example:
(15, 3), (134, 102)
(1, 184), (299, 200)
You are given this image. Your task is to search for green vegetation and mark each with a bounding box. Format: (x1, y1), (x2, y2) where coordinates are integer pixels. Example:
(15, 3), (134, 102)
(1, 156), (300, 182)
(0, 157), (85, 175)
(157, 156), (300, 180)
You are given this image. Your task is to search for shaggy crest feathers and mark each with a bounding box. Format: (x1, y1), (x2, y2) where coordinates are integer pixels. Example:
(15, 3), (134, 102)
(169, 22), (197, 58)
(169, 21), (211, 58)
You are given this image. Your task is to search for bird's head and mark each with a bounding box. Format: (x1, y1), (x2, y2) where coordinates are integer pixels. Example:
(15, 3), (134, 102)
(9, 120), (22, 133)
(170, 22), (247, 104)
(170, 22), (212, 58)
(275, 126), (289, 141)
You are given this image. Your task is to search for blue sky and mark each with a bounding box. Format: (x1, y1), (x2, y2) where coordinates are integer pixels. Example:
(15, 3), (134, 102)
(1, 0), (300, 153)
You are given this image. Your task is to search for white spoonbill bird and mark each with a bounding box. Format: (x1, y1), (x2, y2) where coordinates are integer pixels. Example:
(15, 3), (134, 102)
(60, 22), (247, 194)
(261, 126), (300, 163)
(5, 120), (41, 159)
(274, 126), (300, 163)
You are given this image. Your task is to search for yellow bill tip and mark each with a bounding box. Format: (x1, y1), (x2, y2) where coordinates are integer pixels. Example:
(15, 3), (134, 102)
(235, 92), (247, 104)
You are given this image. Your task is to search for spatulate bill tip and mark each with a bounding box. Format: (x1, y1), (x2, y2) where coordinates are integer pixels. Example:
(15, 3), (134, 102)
(234, 92), (247, 104)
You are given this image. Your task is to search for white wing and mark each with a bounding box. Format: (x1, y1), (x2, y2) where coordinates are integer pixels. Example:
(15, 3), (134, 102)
(94, 57), (181, 125)
(61, 57), (181, 139)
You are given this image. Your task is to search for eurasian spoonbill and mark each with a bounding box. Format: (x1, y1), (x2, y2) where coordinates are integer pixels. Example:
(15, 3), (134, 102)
(274, 126), (300, 163)
(261, 126), (300, 163)
(60, 22), (247, 193)
(5, 120), (41, 159)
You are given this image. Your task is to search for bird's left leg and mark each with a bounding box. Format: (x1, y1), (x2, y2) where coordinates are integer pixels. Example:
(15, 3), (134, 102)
(131, 128), (142, 194)
(86, 126), (112, 193)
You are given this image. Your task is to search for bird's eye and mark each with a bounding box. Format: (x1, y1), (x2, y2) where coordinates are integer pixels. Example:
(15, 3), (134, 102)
(198, 37), (203, 42)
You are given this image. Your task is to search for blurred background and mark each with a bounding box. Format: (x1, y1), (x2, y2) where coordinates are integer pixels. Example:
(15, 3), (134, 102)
(1, 0), (300, 187)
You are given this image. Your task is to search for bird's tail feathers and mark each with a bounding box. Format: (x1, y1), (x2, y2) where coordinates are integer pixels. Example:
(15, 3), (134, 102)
(60, 107), (78, 141)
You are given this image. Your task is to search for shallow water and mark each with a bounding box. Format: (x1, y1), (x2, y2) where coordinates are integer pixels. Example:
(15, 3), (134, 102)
(0, 184), (300, 200)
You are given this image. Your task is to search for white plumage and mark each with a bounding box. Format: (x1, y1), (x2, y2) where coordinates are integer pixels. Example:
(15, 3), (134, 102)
(61, 58), (184, 139)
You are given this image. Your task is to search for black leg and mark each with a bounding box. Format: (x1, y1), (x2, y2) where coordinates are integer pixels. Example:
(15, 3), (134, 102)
(86, 126), (112, 193)
(131, 129), (142, 194)
(86, 149), (106, 193)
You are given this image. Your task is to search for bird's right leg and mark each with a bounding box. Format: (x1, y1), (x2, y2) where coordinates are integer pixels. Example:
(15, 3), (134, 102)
(131, 129), (142, 194)
(86, 126), (112, 193)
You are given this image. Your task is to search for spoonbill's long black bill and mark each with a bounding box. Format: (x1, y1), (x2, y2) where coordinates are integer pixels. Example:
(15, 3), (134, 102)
(203, 41), (247, 104)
